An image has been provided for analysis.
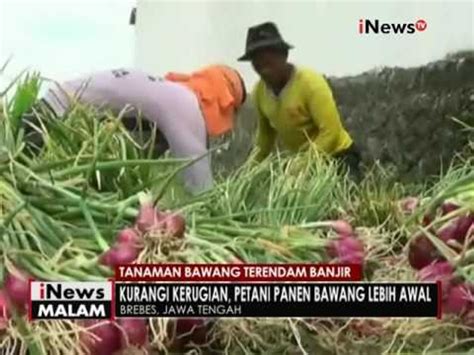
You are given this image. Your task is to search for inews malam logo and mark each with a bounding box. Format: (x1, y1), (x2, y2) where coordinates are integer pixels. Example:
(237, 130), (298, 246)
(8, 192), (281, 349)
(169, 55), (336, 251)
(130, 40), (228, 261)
(358, 18), (427, 34)
(30, 281), (113, 320)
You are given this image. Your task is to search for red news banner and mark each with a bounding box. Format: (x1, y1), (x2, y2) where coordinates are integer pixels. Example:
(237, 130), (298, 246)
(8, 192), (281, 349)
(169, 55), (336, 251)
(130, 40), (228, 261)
(114, 263), (362, 282)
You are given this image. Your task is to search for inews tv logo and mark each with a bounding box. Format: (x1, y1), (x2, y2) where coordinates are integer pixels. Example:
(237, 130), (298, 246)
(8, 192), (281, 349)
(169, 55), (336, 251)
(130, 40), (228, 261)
(30, 281), (113, 320)
(358, 19), (427, 34)
(37, 282), (106, 299)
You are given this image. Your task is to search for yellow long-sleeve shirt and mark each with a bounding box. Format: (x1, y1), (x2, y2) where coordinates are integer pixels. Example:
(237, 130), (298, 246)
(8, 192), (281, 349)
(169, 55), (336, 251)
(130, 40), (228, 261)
(252, 66), (353, 161)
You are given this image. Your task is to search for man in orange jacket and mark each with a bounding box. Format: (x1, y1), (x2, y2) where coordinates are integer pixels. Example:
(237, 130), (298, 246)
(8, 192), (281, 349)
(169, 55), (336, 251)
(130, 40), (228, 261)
(239, 22), (361, 178)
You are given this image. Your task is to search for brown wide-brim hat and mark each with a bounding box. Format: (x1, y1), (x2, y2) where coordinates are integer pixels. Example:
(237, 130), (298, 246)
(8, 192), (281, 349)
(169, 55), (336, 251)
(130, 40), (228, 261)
(238, 22), (294, 61)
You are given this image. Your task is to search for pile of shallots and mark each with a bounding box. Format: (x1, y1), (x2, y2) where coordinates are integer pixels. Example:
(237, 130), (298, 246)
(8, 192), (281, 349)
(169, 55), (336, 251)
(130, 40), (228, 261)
(400, 197), (473, 325)
(99, 201), (186, 268)
(325, 220), (365, 266)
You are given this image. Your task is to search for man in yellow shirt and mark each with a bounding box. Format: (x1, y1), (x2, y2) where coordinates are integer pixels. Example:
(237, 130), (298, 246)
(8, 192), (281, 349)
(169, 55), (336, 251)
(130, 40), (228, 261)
(238, 22), (361, 178)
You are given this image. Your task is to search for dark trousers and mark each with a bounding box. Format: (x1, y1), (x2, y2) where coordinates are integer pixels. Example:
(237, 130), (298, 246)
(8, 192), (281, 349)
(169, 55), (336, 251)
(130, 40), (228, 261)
(121, 116), (170, 157)
(22, 99), (52, 156)
(334, 143), (363, 181)
(22, 101), (170, 157)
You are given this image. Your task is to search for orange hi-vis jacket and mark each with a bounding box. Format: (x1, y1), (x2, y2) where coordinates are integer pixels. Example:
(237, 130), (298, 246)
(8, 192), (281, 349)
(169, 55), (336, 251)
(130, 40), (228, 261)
(166, 65), (244, 137)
